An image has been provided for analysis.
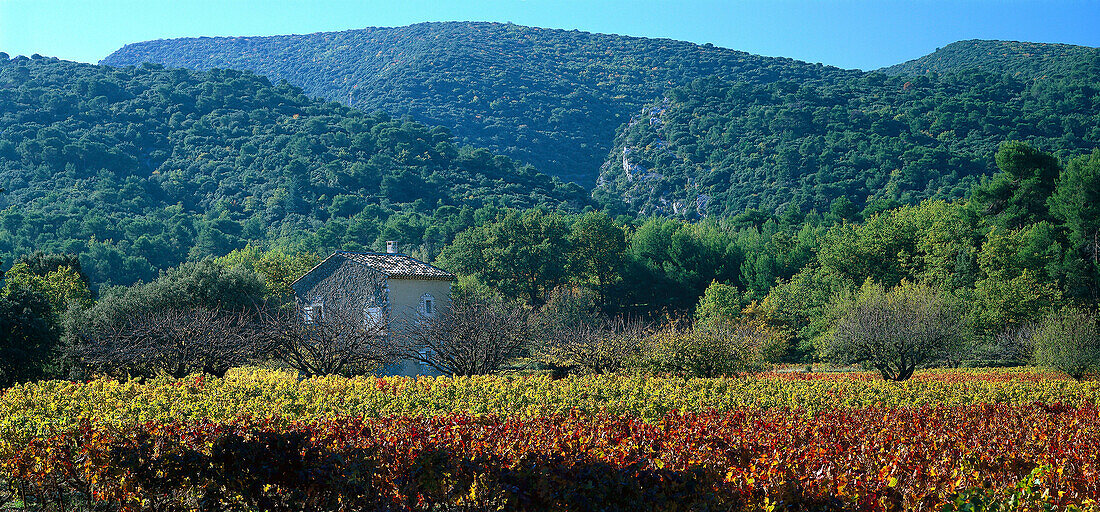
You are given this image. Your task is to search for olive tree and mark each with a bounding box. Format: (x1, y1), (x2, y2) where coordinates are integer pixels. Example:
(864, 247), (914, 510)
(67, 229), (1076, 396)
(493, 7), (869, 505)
(822, 280), (967, 381)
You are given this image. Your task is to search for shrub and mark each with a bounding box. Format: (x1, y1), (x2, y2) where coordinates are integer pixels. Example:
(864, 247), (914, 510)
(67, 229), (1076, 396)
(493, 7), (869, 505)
(534, 287), (647, 376)
(964, 323), (1037, 368)
(641, 319), (773, 377)
(1031, 306), (1100, 380)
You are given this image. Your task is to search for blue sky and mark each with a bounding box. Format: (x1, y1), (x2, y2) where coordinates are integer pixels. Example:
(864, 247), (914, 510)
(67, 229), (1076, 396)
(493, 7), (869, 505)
(1, 0), (1098, 70)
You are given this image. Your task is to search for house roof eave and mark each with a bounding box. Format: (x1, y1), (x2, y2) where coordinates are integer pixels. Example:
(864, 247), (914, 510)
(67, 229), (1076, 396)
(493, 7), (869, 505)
(288, 252), (341, 290)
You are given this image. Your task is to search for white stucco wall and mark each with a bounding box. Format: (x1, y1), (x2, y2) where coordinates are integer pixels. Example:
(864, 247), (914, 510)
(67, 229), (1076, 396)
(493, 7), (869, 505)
(379, 277), (452, 377)
(387, 278), (452, 323)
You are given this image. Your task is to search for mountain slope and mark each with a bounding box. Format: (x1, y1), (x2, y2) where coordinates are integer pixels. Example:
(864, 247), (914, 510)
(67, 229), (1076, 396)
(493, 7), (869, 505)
(0, 54), (587, 286)
(595, 63), (1100, 217)
(879, 39), (1100, 79)
(101, 21), (861, 185)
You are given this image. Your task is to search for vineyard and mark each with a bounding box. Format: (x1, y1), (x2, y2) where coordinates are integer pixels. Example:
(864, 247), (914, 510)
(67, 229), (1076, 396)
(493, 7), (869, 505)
(2, 369), (1099, 511)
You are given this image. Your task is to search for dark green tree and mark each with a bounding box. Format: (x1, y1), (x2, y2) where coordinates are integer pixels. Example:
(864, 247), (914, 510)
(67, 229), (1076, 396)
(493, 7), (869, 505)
(0, 287), (58, 387)
(568, 211), (627, 307)
(438, 209), (570, 305)
(971, 141), (1061, 229)
(620, 218), (741, 312)
(1048, 150), (1100, 300)
(66, 259), (266, 336)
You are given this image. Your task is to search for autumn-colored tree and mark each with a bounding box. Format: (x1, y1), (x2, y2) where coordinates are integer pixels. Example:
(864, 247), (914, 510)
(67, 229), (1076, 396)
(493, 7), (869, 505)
(215, 245), (322, 303)
(2, 262), (92, 317)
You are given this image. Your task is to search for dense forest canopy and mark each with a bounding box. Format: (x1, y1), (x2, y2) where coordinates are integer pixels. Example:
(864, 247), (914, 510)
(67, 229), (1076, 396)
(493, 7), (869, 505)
(100, 23), (1100, 216)
(879, 39), (1100, 79)
(101, 21), (861, 185)
(596, 50), (1100, 217)
(0, 54), (587, 287)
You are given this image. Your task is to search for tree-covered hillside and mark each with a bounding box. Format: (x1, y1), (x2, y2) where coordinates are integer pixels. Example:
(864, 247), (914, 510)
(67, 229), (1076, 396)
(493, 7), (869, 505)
(0, 54), (587, 287)
(595, 54), (1100, 217)
(880, 39), (1099, 79)
(101, 21), (860, 185)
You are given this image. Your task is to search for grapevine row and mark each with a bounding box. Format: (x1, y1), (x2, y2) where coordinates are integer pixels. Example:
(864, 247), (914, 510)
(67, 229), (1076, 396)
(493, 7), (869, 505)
(3, 369), (1098, 435)
(3, 405), (1098, 511)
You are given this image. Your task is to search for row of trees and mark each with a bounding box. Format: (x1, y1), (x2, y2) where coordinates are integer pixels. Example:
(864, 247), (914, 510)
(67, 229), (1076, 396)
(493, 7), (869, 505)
(70, 283), (781, 380)
(0, 244), (787, 384)
(3, 251), (1098, 385)
(818, 279), (1100, 381)
(435, 142), (1100, 380)
(437, 207), (825, 314)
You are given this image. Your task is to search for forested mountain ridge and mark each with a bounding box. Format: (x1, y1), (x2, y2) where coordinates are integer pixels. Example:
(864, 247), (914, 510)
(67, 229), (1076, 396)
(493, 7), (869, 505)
(101, 21), (862, 185)
(880, 39), (1100, 79)
(0, 54), (587, 287)
(596, 51), (1100, 218)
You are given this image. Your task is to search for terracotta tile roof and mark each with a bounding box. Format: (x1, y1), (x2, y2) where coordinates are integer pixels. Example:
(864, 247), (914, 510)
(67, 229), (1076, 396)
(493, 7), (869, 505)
(337, 251), (455, 280)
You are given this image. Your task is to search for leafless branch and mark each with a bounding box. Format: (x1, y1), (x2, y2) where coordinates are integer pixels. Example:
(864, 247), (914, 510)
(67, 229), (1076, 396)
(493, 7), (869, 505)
(826, 282), (966, 381)
(71, 307), (272, 379)
(540, 315), (648, 375)
(405, 296), (529, 376)
(259, 303), (404, 377)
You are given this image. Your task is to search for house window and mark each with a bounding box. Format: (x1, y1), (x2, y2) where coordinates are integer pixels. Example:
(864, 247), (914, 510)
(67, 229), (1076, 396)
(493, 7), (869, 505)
(420, 293), (436, 317)
(364, 306), (384, 329)
(303, 302), (323, 324)
(417, 348), (433, 365)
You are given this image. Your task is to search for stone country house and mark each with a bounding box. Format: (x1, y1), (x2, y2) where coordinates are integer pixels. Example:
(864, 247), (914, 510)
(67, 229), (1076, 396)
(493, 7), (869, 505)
(290, 245), (455, 376)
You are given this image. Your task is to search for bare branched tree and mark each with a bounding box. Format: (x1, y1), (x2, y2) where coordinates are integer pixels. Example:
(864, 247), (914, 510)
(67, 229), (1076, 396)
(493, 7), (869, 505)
(259, 303), (405, 377)
(405, 295), (529, 376)
(541, 316), (648, 376)
(71, 307), (272, 379)
(966, 323), (1038, 366)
